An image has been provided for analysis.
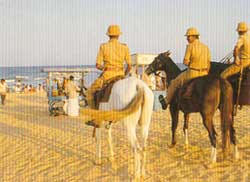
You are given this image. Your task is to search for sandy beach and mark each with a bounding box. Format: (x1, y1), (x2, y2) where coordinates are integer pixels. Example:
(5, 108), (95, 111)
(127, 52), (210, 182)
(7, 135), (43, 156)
(0, 92), (250, 181)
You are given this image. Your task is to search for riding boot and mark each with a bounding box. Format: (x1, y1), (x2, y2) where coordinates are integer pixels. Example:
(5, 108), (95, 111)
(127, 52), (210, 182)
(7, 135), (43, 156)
(87, 98), (95, 109)
(159, 95), (168, 110)
(85, 91), (96, 109)
(85, 120), (100, 128)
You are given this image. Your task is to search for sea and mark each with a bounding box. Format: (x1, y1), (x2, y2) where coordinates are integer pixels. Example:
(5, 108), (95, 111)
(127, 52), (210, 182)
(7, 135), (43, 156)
(0, 64), (186, 92)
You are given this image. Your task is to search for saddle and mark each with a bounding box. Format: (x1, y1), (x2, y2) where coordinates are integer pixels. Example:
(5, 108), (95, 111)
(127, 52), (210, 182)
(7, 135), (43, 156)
(93, 76), (125, 109)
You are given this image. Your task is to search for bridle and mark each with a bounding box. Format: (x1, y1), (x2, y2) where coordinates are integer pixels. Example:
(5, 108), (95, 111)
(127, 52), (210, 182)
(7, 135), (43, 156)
(147, 56), (167, 80)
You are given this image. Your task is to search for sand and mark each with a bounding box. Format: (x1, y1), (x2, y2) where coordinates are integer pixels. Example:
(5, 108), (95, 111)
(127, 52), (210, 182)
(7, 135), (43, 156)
(0, 92), (249, 181)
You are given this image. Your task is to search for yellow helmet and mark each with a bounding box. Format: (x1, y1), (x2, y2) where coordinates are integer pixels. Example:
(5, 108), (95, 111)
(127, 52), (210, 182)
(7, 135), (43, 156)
(185, 27), (200, 36)
(106, 25), (122, 36)
(236, 22), (248, 32)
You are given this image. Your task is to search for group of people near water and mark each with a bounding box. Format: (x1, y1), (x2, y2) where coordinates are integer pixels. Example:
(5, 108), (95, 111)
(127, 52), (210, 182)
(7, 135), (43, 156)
(14, 81), (45, 94)
(0, 78), (46, 106)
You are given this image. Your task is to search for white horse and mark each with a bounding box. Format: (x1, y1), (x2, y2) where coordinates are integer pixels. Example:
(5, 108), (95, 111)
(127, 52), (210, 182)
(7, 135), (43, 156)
(82, 76), (154, 180)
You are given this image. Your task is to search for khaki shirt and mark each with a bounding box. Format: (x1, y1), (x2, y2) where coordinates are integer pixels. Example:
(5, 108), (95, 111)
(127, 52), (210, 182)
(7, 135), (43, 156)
(184, 39), (211, 70)
(236, 33), (250, 59)
(96, 39), (131, 71)
(65, 81), (80, 99)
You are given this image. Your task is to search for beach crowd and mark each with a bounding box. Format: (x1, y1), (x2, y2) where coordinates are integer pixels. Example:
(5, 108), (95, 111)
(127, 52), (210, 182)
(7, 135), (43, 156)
(0, 78), (46, 106)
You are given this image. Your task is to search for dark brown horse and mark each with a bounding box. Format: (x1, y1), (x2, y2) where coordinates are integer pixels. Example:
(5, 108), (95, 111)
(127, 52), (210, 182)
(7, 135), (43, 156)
(145, 52), (239, 162)
(209, 62), (250, 107)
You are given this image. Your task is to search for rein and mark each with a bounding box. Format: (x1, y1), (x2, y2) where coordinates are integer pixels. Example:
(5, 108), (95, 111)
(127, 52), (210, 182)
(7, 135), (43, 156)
(155, 71), (166, 79)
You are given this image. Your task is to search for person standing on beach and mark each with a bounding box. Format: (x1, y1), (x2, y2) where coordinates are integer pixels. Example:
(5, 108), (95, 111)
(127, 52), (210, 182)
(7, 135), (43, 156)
(221, 22), (250, 79)
(0, 79), (8, 105)
(85, 25), (131, 108)
(159, 27), (211, 109)
(64, 75), (80, 116)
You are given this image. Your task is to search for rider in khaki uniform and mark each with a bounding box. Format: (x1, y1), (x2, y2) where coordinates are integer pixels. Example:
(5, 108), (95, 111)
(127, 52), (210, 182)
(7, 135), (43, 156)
(160, 27), (211, 109)
(86, 25), (131, 108)
(221, 22), (250, 79)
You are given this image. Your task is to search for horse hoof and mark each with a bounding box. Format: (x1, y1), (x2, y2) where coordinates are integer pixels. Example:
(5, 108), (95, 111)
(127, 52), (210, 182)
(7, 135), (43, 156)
(234, 146), (240, 160)
(235, 152), (240, 160)
(108, 156), (115, 162)
(140, 174), (146, 181)
(168, 143), (176, 148)
(184, 144), (189, 150)
(94, 159), (102, 165)
(133, 176), (141, 182)
(211, 147), (217, 163)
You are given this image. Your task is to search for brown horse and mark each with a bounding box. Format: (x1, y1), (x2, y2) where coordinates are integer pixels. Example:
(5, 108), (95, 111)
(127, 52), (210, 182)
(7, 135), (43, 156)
(145, 51), (239, 162)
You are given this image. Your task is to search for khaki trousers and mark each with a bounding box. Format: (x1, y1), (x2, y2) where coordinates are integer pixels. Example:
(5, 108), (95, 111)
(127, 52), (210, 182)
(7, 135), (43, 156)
(220, 59), (250, 79)
(86, 70), (124, 108)
(166, 69), (208, 103)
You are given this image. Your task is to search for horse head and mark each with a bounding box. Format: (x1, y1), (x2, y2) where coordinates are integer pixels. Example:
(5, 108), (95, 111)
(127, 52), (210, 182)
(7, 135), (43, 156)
(145, 50), (182, 85)
(145, 50), (171, 75)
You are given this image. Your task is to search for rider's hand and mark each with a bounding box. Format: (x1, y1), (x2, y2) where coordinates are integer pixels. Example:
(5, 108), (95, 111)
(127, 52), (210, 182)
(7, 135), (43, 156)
(125, 65), (131, 76)
(96, 63), (104, 71)
(234, 57), (241, 66)
(183, 59), (190, 66)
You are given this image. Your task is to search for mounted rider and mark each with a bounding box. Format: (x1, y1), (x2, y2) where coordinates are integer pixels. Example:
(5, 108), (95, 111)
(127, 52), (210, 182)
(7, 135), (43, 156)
(221, 22), (250, 79)
(85, 25), (132, 108)
(160, 27), (211, 109)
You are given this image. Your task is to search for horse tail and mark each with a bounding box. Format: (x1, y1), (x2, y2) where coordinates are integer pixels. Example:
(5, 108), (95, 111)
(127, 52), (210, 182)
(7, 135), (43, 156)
(138, 84), (154, 126)
(81, 87), (144, 125)
(220, 78), (233, 155)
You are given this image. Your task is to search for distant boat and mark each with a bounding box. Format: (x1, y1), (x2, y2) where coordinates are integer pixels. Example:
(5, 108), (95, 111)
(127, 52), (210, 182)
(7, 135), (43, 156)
(15, 75), (29, 81)
(34, 77), (46, 81)
(5, 79), (15, 83)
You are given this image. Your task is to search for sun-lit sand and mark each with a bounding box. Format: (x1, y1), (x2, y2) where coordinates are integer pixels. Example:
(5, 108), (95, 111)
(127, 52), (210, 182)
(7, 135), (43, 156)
(0, 92), (250, 181)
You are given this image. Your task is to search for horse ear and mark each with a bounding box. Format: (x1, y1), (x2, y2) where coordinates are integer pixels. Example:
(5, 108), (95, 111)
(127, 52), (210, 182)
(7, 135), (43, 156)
(164, 50), (171, 57)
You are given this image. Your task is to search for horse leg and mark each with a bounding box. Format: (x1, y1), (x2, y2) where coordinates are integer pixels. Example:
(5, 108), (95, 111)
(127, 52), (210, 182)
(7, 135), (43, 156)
(229, 118), (239, 159)
(95, 128), (102, 165)
(107, 126), (115, 162)
(202, 114), (217, 162)
(183, 113), (190, 145)
(128, 127), (141, 179)
(140, 122), (150, 179)
(170, 104), (179, 147)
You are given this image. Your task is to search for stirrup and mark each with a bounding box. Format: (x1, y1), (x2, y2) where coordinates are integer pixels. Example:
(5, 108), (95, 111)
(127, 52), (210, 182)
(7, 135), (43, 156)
(159, 95), (168, 110)
(85, 120), (99, 128)
(105, 121), (112, 129)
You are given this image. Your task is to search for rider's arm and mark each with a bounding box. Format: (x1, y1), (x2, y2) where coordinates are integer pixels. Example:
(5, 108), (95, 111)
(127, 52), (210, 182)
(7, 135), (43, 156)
(96, 45), (104, 71)
(124, 46), (132, 75)
(234, 37), (244, 65)
(207, 47), (211, 72)
(183, 45), (191, 66)
(96, 63), (104, 71)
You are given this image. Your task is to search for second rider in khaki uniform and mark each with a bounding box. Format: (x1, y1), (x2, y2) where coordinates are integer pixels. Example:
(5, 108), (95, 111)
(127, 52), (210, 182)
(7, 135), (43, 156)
(160, 27), (211, 109)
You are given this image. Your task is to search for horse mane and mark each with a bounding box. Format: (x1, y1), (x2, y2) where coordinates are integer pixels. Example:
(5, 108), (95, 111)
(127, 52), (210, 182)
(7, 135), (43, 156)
(158, 53), (181, 84)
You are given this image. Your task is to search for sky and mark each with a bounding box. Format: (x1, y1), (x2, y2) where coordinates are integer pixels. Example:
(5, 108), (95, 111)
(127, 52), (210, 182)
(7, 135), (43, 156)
(0, 0), (249, 67)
